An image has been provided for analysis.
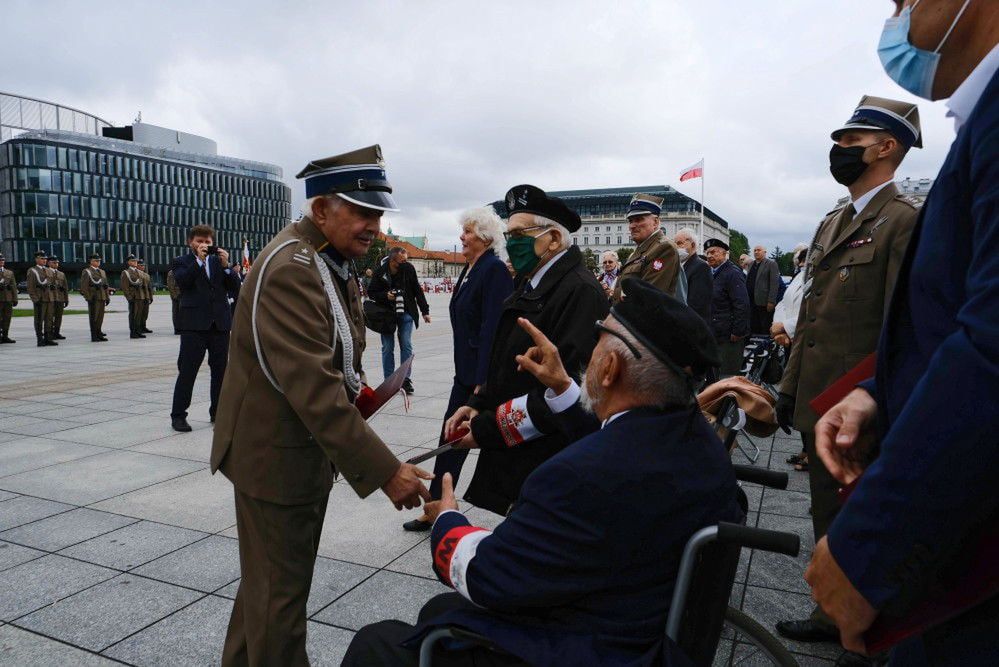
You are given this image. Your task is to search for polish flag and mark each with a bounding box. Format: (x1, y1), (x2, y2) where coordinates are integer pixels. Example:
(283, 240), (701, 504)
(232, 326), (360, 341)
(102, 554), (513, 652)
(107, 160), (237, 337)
(242, 239), (251, 270)
(679, 160), (704, 182)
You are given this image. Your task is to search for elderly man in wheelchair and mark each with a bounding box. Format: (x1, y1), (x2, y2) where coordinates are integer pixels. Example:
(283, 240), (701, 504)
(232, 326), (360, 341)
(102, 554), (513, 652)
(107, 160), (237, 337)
(342, 281), (747, 666)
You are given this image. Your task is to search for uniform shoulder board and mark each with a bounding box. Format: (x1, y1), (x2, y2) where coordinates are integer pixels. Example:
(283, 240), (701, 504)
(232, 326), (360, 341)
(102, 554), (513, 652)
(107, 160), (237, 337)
(287, 241), (315, 268)
(895, 193), (922, 209)
(825, 202), (848, 216)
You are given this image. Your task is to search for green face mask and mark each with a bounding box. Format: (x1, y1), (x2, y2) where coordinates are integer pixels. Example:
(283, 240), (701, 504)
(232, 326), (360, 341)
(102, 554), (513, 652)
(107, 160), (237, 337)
(506, 230), (551, 276)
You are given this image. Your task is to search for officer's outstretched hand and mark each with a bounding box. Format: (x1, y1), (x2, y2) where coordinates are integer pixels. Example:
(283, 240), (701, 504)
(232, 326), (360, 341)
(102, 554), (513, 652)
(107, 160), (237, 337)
(423, 473), (459, 523)
(814, 388), (878, 485)
(514, 317), (572, 394)
(381, 463), (433, 511)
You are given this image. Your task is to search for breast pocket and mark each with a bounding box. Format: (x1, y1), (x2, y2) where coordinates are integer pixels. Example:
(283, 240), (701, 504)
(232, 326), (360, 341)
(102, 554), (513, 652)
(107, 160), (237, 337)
(837, 245), (877, 301)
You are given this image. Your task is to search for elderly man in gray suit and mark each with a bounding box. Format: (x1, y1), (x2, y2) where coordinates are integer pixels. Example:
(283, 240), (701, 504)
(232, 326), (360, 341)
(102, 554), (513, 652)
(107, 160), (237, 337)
(747, 244), (780, 335)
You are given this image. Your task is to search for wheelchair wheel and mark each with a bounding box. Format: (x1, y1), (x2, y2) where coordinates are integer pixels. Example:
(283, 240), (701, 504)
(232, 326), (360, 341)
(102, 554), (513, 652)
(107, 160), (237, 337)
(721, 607), (799, 666)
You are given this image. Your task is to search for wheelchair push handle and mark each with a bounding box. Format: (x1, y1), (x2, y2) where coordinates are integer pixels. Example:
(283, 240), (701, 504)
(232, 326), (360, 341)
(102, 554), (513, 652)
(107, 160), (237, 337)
(716, 521), (800, 557)
(732, 465), (789, 490)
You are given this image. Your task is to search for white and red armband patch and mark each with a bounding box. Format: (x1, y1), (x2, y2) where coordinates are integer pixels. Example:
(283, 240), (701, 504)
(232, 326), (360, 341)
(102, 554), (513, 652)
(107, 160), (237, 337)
(495, 394), (540, 447)
(433, 525), (491, 600)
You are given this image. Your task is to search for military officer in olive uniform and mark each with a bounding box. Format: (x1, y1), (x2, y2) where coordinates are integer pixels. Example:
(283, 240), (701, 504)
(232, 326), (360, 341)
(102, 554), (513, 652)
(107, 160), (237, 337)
(27, 250), (57, 346)
(136, 258), (153, 333)
(80, 253), (110, 342)
(0, 253), (17, 344)
(211, 145), (432, 666)
(166, 269), (181, 334)
(775, 96), (922, 645)
(612, 193), (681, 302)
(47, 255), (69, 340)
(120, 255), (145, 338)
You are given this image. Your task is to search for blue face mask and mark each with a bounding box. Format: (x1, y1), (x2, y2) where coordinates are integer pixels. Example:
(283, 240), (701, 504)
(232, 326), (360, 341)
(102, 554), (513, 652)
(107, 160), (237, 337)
(878, 0), (972, 100)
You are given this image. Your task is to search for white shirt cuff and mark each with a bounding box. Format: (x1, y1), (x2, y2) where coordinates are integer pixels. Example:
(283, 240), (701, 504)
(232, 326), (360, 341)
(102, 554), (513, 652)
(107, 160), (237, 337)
(544, 380), (580, 414)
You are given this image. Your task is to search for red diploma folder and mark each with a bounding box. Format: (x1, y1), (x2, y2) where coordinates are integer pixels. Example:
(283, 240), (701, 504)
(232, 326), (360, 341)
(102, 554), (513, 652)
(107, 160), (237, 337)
(354, 356), (413, 419)
(809, 352), (877, 417)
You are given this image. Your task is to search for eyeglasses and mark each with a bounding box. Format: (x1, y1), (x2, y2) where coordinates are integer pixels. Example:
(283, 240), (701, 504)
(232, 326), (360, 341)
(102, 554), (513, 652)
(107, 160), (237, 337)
(503, 225), (551, 241)
(594, 320), (642, 359)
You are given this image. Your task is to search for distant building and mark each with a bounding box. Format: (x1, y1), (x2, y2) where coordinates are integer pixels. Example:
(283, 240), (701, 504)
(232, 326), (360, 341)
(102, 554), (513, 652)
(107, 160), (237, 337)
(384, 226), (429, 250)
(378, 232), (464, 277)
(491, 185), (730, 256)
(896, 176), (934, 203)
(0, 92), (290, 284)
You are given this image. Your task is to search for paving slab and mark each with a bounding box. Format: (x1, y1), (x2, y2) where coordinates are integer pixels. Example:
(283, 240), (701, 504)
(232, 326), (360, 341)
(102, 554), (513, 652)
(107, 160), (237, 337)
(16, 573), (203, 652)
(0, 437), (109, 477)
(312, 569), (449, 630)
(306, 620), (356, 666)
(0, 507), (137, 552)
(0, 495), (75, 531)
(132, 535), (240, 592)
(0, 419), (81, 437)
(128, 426), (215, 463)
(0, 554), (118, 621)
(60, 520), (209, 571)
(741, 586), (842, 660)
(0, 490), (18, 502)
(0, 624), (119, 666)
(0, 451), (203, 505)
(0, 540), (46, 572)
(44, 413), (202, 449)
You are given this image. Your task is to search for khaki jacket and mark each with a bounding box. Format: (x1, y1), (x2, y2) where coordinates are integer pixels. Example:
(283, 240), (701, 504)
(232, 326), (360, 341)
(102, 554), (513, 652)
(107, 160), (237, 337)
(139, 270), (153, 301)
(52, 270), (69, 305)
(26, 265), (55, 303)
(211, 216), (399, 505)
(166, 270), (181, 300)
(120, 268), (143, 301)
(80, 267), (110, 302)
(781, 183), (918, 430)
(612, 228), (680, 301)
(0, 268), (17, 304)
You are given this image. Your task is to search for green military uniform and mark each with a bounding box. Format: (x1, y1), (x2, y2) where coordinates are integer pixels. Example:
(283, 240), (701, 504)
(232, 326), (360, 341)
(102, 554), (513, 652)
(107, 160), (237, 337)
(0, 254), (17, 344)
(137, 260), (153, 333)
(120, 257), (144, 338)
(80, 254), (110, 342)
(26, 253), (56, 346)
(48, 258), (69, 339)
(212, 146), (403, 666)
(166, 269), (181, 334)
(612, 194), (680, 302)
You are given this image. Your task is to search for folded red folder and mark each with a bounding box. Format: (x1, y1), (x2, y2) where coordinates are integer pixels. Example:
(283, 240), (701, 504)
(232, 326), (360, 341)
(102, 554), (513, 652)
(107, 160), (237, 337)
(809, 352), (877, 417)
(354, 356), (413, 419)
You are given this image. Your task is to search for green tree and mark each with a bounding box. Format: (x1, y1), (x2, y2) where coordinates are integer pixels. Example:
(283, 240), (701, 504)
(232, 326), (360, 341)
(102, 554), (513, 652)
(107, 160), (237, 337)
(729, 228), (749, 259)
(356, 237), (387, 273)
(616, 247), (634, 264)
(582, 248), (599, 273)
(770, 246), (794, 275)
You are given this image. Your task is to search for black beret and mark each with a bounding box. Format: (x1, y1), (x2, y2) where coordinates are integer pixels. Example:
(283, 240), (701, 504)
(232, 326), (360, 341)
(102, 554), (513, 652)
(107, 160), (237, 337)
(505, 184), (581, 233)
(611, 278), (720, 375)
(704, 238), (729, 252)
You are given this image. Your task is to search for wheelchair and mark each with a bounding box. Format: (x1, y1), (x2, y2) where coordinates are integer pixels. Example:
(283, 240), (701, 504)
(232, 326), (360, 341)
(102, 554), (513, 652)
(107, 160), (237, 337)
(418, 465), (802, 666)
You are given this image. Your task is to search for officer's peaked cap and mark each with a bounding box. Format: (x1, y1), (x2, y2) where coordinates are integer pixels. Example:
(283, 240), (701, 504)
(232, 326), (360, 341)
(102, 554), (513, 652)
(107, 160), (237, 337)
(297, 145), (399, 212)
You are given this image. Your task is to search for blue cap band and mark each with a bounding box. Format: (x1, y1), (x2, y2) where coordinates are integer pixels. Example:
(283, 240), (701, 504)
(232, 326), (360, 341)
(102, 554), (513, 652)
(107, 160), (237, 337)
(305, 166), (391, 198)
(627, 201), (661, 217)
(846, 107), (919, 148)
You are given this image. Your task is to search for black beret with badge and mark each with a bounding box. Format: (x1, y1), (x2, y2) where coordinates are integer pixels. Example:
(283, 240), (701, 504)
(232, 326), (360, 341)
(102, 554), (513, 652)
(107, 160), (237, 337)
(611, 278), (720, 376)
(703, 238), (729, 252)
(504, 184), (581, 233)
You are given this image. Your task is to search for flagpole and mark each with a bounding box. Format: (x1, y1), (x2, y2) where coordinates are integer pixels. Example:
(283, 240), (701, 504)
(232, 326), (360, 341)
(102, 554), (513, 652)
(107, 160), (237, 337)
(699, 159), (705, 246)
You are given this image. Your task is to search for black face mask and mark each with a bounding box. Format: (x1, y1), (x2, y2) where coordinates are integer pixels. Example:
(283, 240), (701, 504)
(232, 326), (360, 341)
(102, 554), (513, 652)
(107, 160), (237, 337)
(828, 144), (873, 186)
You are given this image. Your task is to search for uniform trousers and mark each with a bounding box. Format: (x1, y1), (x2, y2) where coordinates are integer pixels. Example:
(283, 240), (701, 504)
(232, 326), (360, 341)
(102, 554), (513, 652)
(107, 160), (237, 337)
(33, 301), (53, 341)
(429, 381), (474, 499)
(171, 326), (229, 419)
(222, 490), (328, 667)
(171, 298), (180, 334)
(138, 299), (150, 330)
(52, 301), (65, 335)
(0, 302), (12, 337)
(750, 304), (773, 335)
(87, 299), (106, 339)
(127, 299), (140, 334)
(342, 593), (528, 666)
(802, 430), (841, 631)
(715, 339), (746, 377)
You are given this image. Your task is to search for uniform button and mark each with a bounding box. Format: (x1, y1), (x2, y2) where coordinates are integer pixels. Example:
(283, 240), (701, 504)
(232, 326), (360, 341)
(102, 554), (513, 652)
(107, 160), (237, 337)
(821, 263), (830, 271)
(815, 289), (822, 297)
(849, 256), (854, 263)
(807, 341), (815, 348)
(809, 315), (816, 322)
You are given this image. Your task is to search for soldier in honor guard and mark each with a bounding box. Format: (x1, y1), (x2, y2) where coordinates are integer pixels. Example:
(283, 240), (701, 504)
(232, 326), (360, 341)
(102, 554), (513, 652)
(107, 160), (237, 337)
(166, 269), (181, 334)
(80, 253), (110, 342)
(27, 250), (57, 346)
(775, 95), (922, 646)
(210, 145), (432, 666)
(612, 193), (682, 302)
(0, 253), (17, 344)
(121, 254), (145, 338)
(47, 255), (69, 340)
(137, 258), (153, 334)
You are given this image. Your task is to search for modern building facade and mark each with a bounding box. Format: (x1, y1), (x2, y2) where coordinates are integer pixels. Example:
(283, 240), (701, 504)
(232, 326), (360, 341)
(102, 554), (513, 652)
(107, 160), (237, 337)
(492, 185), (730, 257)
(896, 176), (934, 203)
(1, 91), (111, 143)
(0, 93), (290, 285)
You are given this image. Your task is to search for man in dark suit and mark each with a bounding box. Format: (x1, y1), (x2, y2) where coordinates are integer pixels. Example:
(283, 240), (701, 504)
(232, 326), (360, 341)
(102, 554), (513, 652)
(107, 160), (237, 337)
(704, 239), (749, 377)
(806, 4), (999, 665)
(675, 227), (712, 324)
(344, 281), (741, 666)
(170, 224), (242, 432)
(746, 245), (780, 334)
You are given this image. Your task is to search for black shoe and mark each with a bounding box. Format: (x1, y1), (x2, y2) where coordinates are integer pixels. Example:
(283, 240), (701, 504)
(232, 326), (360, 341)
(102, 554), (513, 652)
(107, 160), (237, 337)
(403, 519), (432, 532)
(53, 334), (66, 340)
(130, 333), (142, 339)
(45, 340), (58, 346)
(171, 417), (193, 432)
(91, 337), (103, 342)
(775, 619), (840, 643)
(210, 414), (216, 424)
(37, 340), (46, 347)
(402, 378), (415, 395)
(137, 333), (146, 338)
(100, 335), (109, 341)
(142, 328), (153, 333)
(0, 337), (14, 344)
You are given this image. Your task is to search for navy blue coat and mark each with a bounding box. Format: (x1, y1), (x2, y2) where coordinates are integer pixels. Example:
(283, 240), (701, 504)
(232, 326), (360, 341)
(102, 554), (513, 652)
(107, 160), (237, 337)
(828, 68), (999, 665)
(682, 254), (713, 325)
(449, 249), (514, 387)
(170, 252), (241, 332)
(709, 260), (749, 340)
(413, 406), (743, 666)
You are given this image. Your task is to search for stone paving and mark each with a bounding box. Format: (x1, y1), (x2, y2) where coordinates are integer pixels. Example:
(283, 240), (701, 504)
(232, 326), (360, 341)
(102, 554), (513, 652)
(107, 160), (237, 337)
(0, 293), (847, 665)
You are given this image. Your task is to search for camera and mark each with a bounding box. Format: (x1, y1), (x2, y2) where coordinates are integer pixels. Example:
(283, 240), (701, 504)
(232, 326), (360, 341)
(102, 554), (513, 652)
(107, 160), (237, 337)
(206, 245), (219, 255)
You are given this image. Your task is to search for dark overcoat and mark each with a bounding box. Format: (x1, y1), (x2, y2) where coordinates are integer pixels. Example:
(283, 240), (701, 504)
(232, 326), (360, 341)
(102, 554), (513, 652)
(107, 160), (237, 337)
(708, 260), (749, 341)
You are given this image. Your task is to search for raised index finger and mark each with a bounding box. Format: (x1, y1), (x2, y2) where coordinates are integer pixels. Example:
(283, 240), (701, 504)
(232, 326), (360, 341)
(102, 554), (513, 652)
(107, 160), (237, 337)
(517, 317), (552, 348)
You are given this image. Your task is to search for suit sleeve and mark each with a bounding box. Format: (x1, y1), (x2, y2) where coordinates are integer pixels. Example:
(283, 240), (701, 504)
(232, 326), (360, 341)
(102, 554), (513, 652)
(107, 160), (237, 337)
(689, 263), (713, 322)
(256, 260), (400, 498)
(366, 269), (392, 306)
(80, 272), (92, 301)
(431, 460), (608, 609)
(473, 262), (514, 386)
(171, 255), (199, 289)
(26, 269), (39, 303)
(767, 261), (780, 304)
(727, 269), (750, 337)
(827, 126), (999, 609)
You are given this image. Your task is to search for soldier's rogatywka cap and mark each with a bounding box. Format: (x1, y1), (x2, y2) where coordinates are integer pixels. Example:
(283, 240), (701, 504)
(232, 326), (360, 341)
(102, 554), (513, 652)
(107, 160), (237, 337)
(612, 278), (720, 376)
(504, 184), (582, 232)
(831, 95), (922, 149)
(704, 238), (729, 252)
(626, 193), (664, 219)
(126, 254), (137, 261)
(137, 259), (145, 264)
(296, 145), (399, 212)
(34, 250), (47, 259)
(89, 253), (102, 260)
(47, 255), (60, 262)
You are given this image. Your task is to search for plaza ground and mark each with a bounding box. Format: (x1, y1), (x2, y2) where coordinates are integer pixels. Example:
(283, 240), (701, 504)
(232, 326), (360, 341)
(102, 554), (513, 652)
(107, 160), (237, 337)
(1, 293), (842, 665)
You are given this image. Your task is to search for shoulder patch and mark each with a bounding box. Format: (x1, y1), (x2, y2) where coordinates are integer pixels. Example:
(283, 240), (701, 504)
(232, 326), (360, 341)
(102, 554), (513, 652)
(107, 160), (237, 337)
(894, 194), (922, 209)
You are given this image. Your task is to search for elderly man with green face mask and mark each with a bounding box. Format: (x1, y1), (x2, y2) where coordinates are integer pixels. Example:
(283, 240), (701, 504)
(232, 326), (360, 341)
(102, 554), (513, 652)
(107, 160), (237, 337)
(440, 184), (609, 517)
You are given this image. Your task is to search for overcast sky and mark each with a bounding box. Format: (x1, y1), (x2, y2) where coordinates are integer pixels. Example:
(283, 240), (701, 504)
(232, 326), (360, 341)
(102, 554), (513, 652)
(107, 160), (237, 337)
(3, 0), (954, 252)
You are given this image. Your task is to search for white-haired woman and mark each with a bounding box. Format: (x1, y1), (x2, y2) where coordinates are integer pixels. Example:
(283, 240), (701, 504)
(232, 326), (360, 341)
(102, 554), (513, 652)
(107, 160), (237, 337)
(403, 207), (513, 531)
(597, 250), (620, 297)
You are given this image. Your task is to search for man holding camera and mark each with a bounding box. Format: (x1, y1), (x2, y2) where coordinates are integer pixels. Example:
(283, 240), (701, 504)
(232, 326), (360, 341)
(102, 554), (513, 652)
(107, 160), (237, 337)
(368, 246), (430, 394)
(169, 224), (241, 432)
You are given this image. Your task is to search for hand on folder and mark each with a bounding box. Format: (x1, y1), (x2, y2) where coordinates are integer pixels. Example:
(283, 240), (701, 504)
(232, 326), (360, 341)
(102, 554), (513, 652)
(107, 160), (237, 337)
(814, 387), (879, 486)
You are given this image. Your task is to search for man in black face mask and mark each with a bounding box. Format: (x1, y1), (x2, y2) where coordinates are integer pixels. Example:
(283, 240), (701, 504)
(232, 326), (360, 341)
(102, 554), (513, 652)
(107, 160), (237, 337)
(775, 95), (922, 648)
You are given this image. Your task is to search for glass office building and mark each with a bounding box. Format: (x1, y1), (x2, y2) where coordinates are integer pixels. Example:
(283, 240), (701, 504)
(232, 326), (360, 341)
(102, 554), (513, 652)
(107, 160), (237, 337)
(0, 94), (290, 284)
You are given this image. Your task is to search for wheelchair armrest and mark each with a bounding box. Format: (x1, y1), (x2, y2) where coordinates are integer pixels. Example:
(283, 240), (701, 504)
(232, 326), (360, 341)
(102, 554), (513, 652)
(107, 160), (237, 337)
(716, 521), (800, 557)
(732, 464), (789, 489)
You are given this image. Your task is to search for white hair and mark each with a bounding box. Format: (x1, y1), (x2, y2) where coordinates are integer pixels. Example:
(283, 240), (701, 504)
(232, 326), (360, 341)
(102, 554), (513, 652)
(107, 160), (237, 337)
(532, 214), (572, 251)
(600, 250), (619, 264)
(792, 242), (809, 255)
(460, 207), (504, 251)
(675, 227), (699, 248)
(302, 195), (342, 220)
